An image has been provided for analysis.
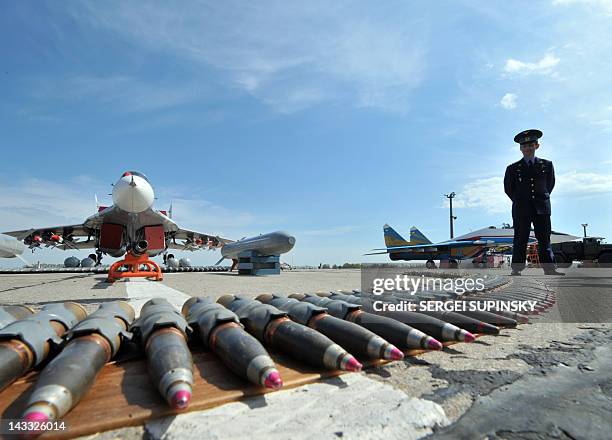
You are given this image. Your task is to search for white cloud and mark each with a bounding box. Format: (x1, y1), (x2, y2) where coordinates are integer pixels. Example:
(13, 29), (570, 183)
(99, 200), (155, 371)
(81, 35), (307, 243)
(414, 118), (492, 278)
(552, 0), (612, 15)
(30, 76), (205, 113)
(449, 171), (612, 214)
(554, 171), (612, 195)
(504, 53), (560, 76)
(449, 176), (510, 214)
(0, 175), (261, 248)
(500, 93), (517, 109)
(67, 1), (427, 113)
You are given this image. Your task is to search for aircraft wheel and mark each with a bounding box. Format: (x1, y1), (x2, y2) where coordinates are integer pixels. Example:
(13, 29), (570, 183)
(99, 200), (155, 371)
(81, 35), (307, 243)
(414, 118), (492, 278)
(449, 259), (459, 269)
(426, 260), (436, 269)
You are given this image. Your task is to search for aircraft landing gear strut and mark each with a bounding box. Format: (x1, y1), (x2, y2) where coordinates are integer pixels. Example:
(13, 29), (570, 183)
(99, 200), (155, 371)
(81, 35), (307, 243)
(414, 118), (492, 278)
(107, 251), (163, 282)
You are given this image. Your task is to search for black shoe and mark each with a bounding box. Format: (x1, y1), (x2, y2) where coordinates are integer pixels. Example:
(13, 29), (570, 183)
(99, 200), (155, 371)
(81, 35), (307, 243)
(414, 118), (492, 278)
(510, 270), (522, 276)
(544, 270), (565, 276)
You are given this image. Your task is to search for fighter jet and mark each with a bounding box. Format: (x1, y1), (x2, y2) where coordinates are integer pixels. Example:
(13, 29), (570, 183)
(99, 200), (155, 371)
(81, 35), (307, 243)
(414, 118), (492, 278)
(2, 171), (233, 266)
(366, 224), (578, 268)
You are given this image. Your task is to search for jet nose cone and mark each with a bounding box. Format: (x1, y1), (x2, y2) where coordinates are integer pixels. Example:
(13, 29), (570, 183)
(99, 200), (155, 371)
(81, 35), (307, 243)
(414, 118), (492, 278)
(112, 175), (154, 213)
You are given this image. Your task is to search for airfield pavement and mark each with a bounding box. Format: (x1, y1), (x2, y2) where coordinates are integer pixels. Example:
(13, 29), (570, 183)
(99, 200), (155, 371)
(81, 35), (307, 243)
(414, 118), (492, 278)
(0, 268), (610, 440)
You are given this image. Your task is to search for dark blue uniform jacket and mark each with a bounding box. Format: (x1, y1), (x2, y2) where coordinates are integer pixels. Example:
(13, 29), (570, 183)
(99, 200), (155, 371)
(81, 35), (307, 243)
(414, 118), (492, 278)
(504, 158), (555, 216)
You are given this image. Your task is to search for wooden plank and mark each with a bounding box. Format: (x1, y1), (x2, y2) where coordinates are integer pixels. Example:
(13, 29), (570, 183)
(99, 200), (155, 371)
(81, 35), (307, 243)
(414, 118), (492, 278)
(0, 340), (472, 439)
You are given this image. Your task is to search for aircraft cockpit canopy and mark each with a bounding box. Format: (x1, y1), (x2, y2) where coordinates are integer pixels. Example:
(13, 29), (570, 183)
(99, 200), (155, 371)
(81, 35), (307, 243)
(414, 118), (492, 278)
(121, 171), (150, 183)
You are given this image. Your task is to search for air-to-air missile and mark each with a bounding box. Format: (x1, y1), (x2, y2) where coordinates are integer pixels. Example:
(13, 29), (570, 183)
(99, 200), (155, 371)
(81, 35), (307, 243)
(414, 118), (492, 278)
(255, 294), (404, 361)
(0, 302), (87, 392)
(21, 302), (135, 425)
(0, 305), (34, 329)
(131, 298), (194, 410)
(0, 234), (26, 259)
(181, 297), (282, 389)
(220, 231), (296, 261)
(322, 292), (476, 343)
(289, 293), (443, 350)
(217, 295), (362, 372)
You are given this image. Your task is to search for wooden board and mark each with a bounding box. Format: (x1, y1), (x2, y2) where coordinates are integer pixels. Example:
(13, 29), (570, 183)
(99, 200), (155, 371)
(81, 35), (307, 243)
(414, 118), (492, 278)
(0, 342), (462, 439)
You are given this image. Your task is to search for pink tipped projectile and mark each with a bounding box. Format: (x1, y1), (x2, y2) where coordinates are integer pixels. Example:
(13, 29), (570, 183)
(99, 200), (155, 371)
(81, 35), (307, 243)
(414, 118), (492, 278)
(386, 346), (404, 361)
(263, 369), (283, 390)
(462, 331), (476, 343)
(171, 390), (191, 410)
(427, 338), (443, 350)
(23, 411), (49, 423)
(341, 355), (363, 372)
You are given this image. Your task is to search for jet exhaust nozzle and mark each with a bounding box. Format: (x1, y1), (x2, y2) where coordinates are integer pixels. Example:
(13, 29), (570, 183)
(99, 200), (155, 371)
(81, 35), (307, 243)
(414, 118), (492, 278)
(133, 240), (149, 256)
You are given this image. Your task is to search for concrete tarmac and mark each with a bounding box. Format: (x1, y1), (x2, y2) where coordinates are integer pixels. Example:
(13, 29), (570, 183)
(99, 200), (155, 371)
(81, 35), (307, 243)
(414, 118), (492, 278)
(0, 268), (609, 440)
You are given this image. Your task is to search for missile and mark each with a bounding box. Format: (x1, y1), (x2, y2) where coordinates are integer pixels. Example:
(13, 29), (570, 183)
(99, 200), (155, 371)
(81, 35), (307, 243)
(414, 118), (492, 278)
(289, 293), (442, 350)
(0, 234), (26, 258)
(256, 294), (403, 361)
(181, 297), (282, 389)
(220, 231), (296, 260)
(131, 298), (194, 410)
(21, 302), (134, 425)
(217, 295), (361, 371)
(0, 302), (87, 391)
(324, 292), (476, 343)
(0, 305), (34, 329)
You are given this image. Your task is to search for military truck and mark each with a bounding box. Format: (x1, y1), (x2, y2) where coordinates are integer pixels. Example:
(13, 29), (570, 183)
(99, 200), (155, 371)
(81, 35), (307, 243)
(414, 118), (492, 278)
(552, 237), (612, 267)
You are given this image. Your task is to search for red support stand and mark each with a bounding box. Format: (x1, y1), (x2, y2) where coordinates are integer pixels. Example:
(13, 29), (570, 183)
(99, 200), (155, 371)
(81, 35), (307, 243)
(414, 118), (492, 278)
(107, 251), (163, 282)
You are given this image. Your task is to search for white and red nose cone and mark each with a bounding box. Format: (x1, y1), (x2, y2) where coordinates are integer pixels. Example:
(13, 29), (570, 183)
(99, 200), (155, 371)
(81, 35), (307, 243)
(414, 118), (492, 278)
(112, 171), (155, 213)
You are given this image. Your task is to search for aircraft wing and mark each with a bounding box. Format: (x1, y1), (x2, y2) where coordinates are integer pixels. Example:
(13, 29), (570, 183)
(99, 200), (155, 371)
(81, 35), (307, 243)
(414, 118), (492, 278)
(3, 224), (88, 240)
(2, 224), (96, 250)
(167, 228), (234, 251)
(364, 239), (493, 255)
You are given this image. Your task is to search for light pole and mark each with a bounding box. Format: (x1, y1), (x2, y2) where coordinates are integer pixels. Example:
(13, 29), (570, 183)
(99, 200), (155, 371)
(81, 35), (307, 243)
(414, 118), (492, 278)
(581, 223), (588, 238)
(444, 192), (457, 239)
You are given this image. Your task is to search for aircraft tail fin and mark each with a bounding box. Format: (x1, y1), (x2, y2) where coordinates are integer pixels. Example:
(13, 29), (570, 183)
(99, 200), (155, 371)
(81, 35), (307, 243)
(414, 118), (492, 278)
(409, 227), (432, 245)
(383, 224), (411, 247)
(169, 202), (173, 219)
(95, 194), (99, 211)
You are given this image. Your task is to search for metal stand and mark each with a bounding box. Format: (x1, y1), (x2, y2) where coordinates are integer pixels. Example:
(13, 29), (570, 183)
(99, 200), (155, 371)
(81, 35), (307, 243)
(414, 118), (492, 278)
(237, 251), (281, 276)
(107, 251), (163, 282)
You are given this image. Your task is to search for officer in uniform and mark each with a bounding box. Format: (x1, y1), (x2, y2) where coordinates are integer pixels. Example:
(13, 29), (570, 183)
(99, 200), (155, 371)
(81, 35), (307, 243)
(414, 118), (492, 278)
(503, 129), (564, 275)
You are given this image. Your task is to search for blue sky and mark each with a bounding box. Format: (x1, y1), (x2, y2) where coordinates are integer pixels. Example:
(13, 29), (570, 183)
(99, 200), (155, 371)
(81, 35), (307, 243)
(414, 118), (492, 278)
(1, 1), (611, 267)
